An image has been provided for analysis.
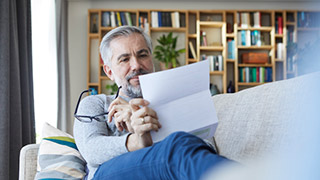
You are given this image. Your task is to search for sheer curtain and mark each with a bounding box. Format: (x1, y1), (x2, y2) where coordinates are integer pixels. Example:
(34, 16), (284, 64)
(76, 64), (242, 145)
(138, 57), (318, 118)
(56, 0), (72, 134)
(0, 0), (35, 179)
(31, 0), (58, 141)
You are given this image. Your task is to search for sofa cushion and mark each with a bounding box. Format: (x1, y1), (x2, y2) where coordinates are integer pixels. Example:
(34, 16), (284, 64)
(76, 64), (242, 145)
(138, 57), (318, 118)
(212, 72), (320, 164)
(34, 122), (86, 180)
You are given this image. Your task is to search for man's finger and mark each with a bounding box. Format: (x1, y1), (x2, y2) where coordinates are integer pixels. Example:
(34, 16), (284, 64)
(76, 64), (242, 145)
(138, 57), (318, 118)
(108, 97), (127, 111)
(129, 98), (149, 112)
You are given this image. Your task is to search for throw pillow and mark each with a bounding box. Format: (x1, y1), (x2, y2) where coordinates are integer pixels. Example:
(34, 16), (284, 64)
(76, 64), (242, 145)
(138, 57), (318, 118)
(35, 122), (86, 180)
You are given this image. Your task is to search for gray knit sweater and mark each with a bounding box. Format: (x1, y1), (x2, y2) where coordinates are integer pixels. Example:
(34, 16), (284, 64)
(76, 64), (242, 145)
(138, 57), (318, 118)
(73, 94), (131, 180)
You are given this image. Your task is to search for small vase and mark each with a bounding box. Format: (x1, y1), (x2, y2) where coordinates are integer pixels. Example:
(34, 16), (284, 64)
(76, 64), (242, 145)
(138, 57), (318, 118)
(159, 62), (172, 70)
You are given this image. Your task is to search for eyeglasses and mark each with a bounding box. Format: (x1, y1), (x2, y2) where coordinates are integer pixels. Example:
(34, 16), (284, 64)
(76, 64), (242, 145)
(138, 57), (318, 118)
(74, 86), (122, 123)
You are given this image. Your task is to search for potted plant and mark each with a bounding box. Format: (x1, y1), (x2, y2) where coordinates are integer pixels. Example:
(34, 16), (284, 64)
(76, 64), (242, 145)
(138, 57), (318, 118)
(154, 32), (185, 69)
(106, 83), (118, 95)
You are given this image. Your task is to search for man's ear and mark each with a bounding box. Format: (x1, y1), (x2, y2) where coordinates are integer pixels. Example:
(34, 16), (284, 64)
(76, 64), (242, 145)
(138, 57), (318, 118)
(103, 64), (114, 81)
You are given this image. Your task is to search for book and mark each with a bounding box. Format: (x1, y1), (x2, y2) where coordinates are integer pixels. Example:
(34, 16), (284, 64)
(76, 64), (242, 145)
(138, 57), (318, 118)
(171, 12), (176, 28)
(277, 43), (283, 59)
(214, 56), (219, 71)
(227, 40), (235, 59)
(102, 12), (110, 27)
(120, 12), (127, 25)
(110, 12), (116, 27)
(189, 41), (197, 59)
(237, 12), (241, 27)
(158, 12), (162, 27)
(152, 11), (158, 27)
(278, 16), (283, 34)
(174, 12), (180, 28)
(241, 12), (249, 28)
(245, 67), (250, 83)
(246, 30), (251, 46)
(116, 12), (122, 26)
(208, 56), (214, 72)
(253, 12), (261, 28)
(218, 55), (223, 71)
(125, 12), (132, 26)
(241, 30), (246, 46)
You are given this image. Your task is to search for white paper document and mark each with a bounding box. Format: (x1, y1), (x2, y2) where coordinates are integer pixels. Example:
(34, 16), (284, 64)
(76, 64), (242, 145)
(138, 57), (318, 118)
(139, 60), (219, 142)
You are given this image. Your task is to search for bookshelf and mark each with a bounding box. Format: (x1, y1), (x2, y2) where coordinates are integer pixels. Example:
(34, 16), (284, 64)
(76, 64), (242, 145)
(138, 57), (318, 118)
(87, 9), (320, 95)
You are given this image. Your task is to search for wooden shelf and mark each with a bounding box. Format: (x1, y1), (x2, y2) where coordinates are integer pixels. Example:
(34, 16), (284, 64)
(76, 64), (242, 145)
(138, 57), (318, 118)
(210, 71), (224, 75)
(238, 82), (267, 86)
(150, 27), (186, 32)
(188, 34), (197, 38)
(226, 33), (235, 37)
(188, 59), (198, 63)
(199, 22), (224, 27)
(101, 27), (114, 31)
(200, 46), (224, 51)
(100, 76), (110, 80)
(88, 82), (99, 86)
(275, 34), (284, 38)
(238, 27), (273, 31)
(286, 22), (296, 26)
(226, 59), (235, 63)
(238, 45), (272, 50)
(238, 64), (272, 67)
(89, 33), (99, 38)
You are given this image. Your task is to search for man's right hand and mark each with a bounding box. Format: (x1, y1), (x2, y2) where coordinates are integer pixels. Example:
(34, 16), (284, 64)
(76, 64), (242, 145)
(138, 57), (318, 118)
(126, 98), (161, 152)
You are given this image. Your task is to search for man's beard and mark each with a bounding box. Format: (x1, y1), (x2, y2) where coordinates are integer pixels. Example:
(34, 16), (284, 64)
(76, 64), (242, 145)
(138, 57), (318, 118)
(123, 69), (150, 98)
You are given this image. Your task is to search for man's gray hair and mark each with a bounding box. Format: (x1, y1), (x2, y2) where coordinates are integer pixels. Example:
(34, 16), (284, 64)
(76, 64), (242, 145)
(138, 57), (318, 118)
(99, 26), (153, 66)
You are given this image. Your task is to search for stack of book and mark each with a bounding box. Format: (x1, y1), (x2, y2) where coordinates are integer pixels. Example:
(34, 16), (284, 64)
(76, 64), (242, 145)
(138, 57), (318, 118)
(237, 30), (262, 46)
(151, 11), (182, 28)
(237, 12), (261, 28)
(239, 67), (272, 83)
(201, 55), (223, 72)
(101, 12), (133, 27)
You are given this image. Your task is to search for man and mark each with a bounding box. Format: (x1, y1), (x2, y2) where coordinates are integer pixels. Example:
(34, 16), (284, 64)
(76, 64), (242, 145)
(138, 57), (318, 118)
(74, 26), (231, 180)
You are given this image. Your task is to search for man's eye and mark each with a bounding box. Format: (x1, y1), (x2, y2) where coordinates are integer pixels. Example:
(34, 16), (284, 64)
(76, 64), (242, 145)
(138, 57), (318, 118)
(120, 58), (129, 62)
(139, 54), (148, 58)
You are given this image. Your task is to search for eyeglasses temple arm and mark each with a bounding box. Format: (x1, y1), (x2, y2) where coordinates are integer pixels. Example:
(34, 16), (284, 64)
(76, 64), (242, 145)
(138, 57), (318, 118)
(74, 89), (90, 115)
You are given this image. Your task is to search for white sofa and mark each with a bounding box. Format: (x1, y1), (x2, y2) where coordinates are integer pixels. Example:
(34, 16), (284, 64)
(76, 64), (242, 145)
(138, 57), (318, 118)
(19, 72), (320, 180)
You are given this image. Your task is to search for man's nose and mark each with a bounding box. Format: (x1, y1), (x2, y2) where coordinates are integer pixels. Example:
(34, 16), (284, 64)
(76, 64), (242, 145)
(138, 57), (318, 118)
(130, 56), (142, 70)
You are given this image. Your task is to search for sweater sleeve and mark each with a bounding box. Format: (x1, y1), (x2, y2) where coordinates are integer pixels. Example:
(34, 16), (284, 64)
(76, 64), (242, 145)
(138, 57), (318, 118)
(73, 95), (130, 166)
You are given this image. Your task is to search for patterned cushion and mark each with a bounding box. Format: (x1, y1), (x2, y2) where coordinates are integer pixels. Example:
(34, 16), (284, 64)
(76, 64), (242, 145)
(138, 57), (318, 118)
(35, 122), (86, 179)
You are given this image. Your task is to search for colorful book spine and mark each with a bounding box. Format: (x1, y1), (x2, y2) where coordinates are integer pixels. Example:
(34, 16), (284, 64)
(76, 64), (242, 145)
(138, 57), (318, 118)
(158, 12), (162, 27)
(125, 12), (132, 26)
(218, 55), (223, 71)
(278, 16), (283, 34)
(120, 12), (127, 25)
(110, 12), (116, 27)
(116, 12), (122, 26)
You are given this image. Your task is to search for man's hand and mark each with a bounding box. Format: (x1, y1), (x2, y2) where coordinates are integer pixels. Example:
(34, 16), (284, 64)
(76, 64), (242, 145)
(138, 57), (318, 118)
(126, 99), (161, 152)
(108, 97), (134, 132)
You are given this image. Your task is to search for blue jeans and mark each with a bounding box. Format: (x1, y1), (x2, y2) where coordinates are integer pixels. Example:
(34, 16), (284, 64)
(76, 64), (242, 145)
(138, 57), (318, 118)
(93, 132), (231, 180)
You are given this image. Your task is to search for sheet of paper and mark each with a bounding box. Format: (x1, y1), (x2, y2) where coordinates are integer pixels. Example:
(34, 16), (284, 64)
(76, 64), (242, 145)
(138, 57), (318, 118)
(139, 60), (219, 142)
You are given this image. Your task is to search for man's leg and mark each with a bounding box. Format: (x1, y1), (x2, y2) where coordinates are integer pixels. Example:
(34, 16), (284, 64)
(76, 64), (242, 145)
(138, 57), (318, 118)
(93, 132), (232, 180)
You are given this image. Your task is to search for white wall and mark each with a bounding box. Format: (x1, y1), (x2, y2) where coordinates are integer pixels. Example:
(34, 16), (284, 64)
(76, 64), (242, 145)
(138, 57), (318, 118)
(68, 0), (320, 131)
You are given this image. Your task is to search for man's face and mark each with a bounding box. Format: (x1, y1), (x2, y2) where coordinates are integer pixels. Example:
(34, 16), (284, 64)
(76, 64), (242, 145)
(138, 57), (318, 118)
(103, 33), (154, 98)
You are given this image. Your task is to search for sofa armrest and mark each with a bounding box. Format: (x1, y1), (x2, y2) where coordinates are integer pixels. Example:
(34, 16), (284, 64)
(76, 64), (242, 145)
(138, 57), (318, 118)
(19, 144), (39, 180)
